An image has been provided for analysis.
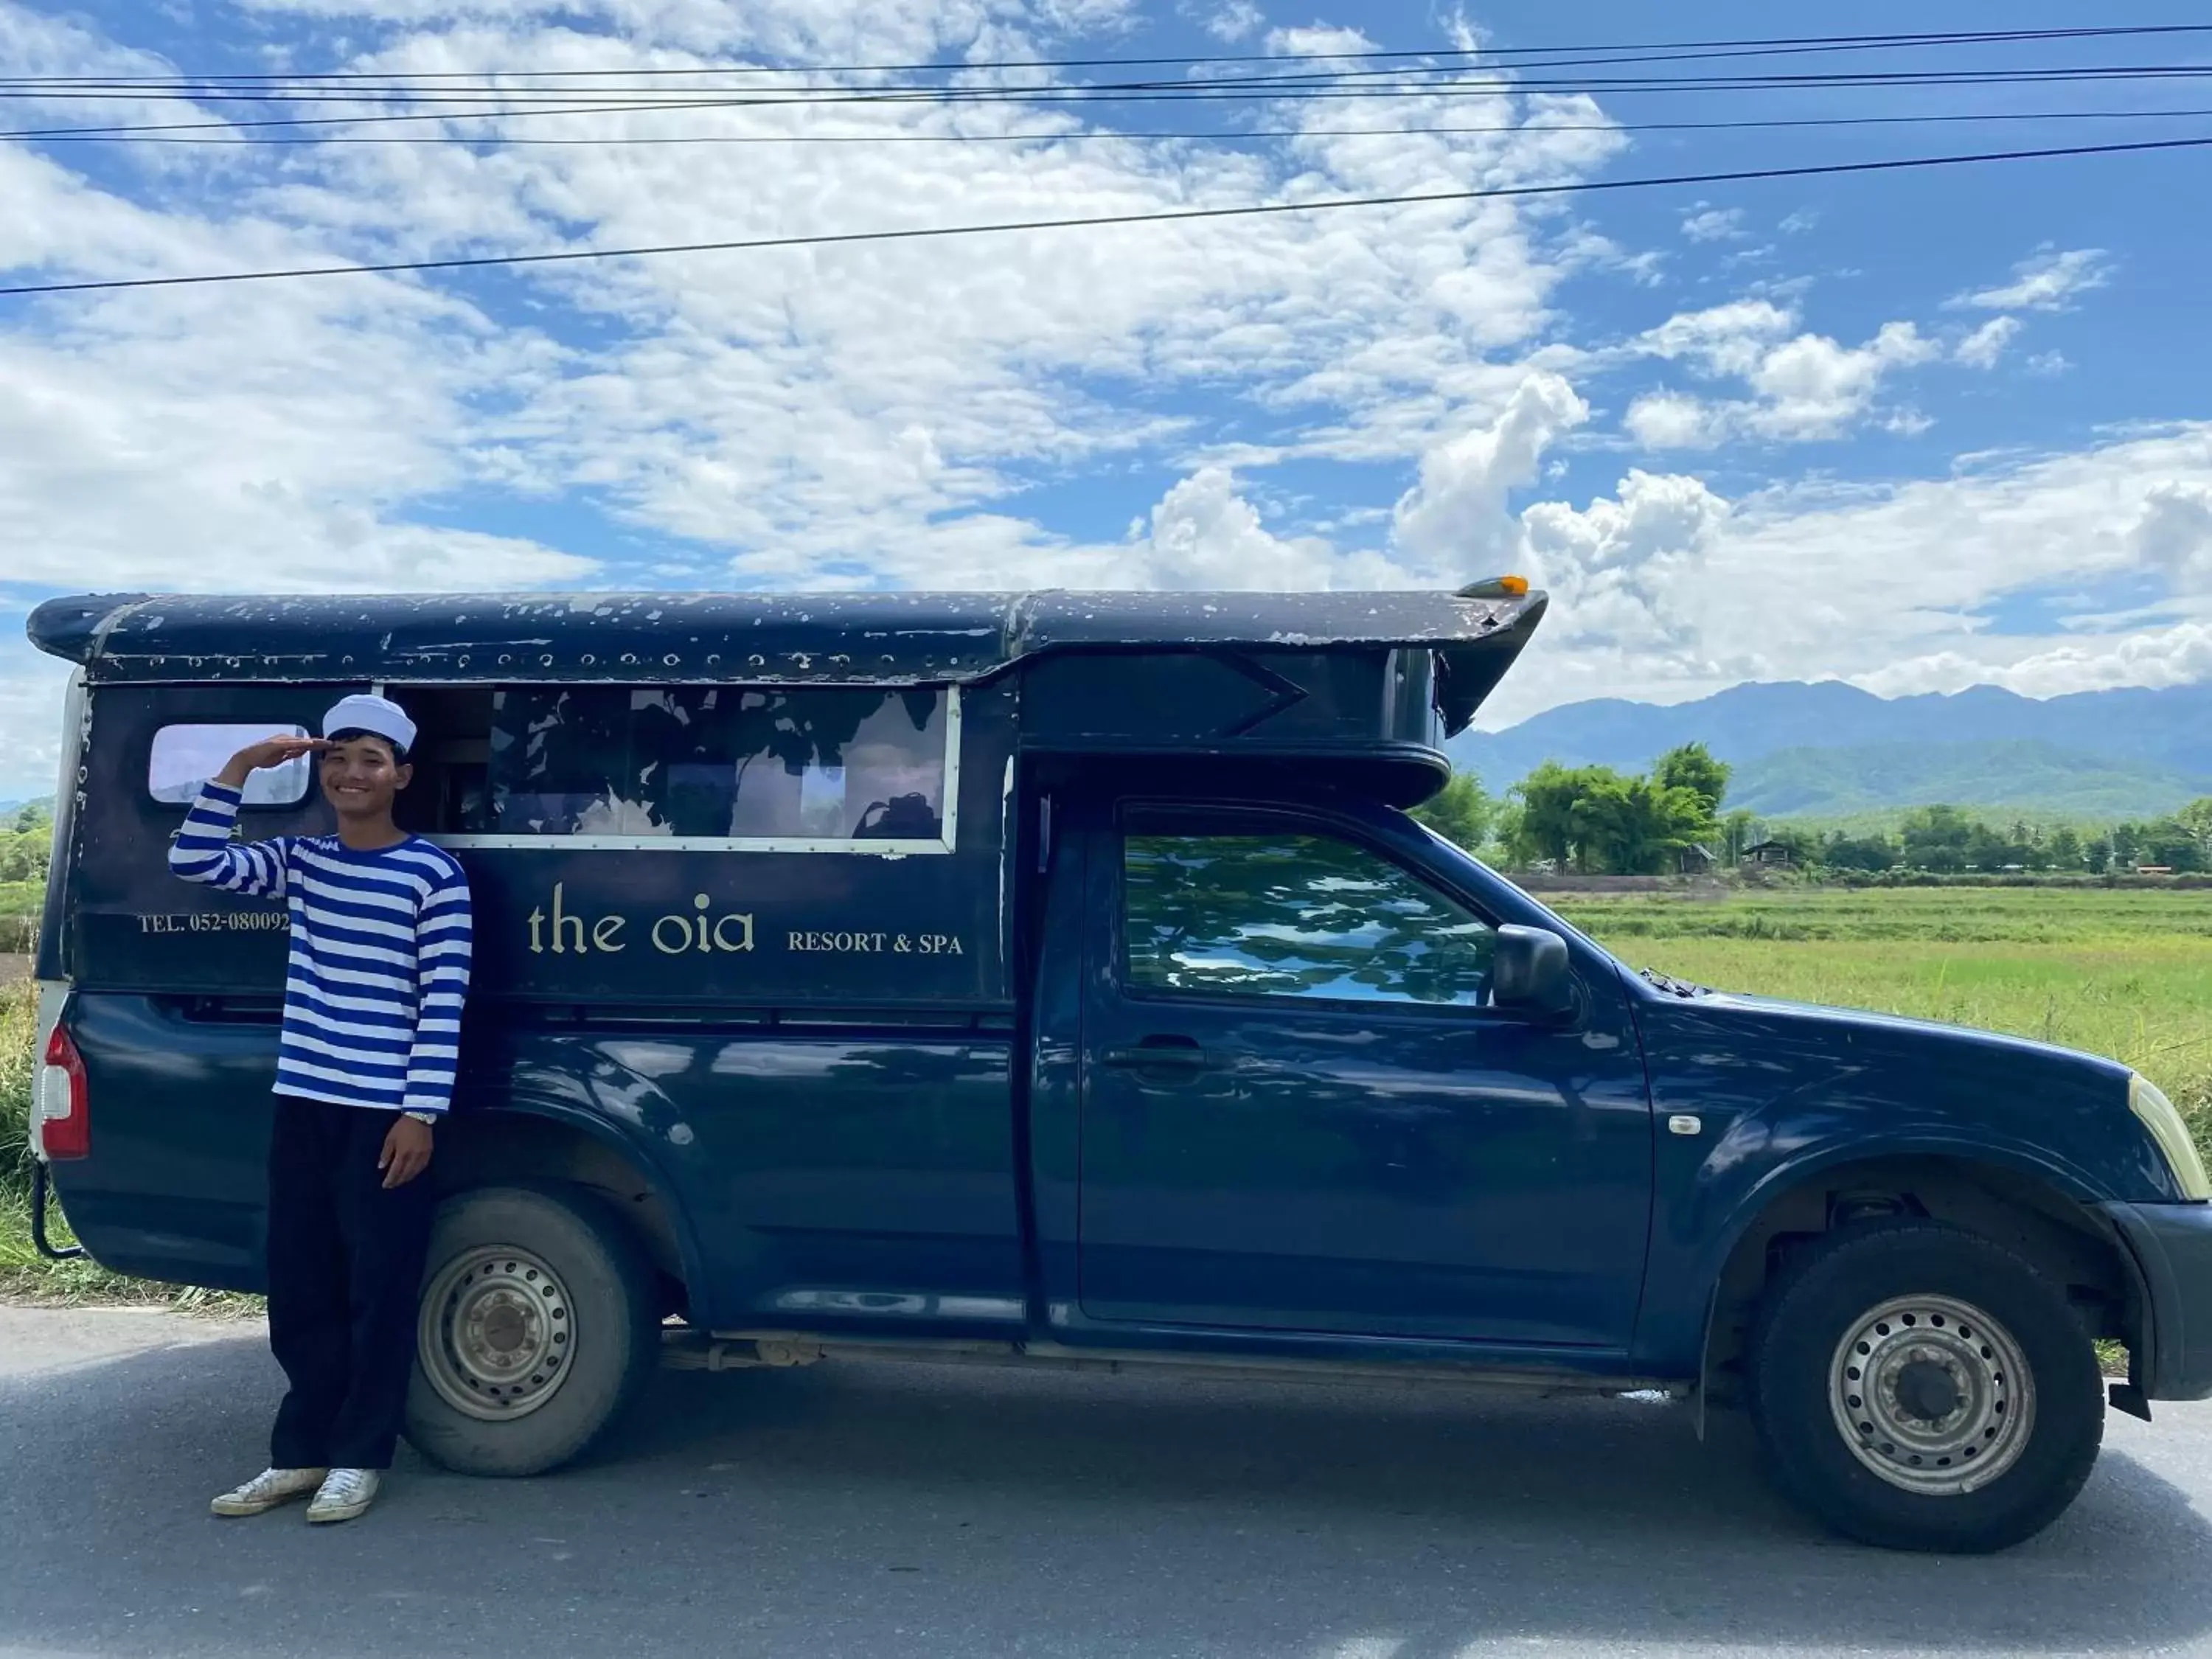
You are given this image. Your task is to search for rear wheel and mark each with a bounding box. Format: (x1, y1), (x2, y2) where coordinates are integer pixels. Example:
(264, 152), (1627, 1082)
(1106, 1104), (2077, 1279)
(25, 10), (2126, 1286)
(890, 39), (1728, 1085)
(404, 1185), (659, 1478)
(1747, 1220), (2103, 1553)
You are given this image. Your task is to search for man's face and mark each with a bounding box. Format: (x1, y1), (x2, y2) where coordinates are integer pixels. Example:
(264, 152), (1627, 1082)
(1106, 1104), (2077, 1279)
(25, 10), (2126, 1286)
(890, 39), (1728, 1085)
(321, 736), (411, 820)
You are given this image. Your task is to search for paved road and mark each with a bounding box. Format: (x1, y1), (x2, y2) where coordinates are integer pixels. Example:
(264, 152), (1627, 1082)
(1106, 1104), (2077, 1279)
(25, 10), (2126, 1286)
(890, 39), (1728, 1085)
(5, 1306), (2212, 1659)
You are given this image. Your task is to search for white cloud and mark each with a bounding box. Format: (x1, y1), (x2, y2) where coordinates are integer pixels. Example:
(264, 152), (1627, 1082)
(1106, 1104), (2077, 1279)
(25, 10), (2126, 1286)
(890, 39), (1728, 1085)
(1480, 423), (2212, 723)
(1556, 226), (1664, 287)
(0, 144), (598, 598)
(0, 0), (1630, 599)
(1391, 372), (1588, 571)
(1954, 246), (2112, 312)
(1744, 322), (1939, 440)
(1955, 316), (2021, 371)
(1620, 303), (1941, 448)
(1623, 392), (1721, 451)
(1636, 300), (1797, 375)
(1518, 469), (1729, 666)
(1857, 627), (2212, 701)
(229, 0), (1141, 58)
(0, 637), (68, 804)
(1200, 0), (1262, 40)
(1778, 209), (1820, 235)
(1264, 23), (1372, 56)
(1679, 206), (1746, 243)
(2134, 483), (2212, 586)
(1133, 467), (1343, 586)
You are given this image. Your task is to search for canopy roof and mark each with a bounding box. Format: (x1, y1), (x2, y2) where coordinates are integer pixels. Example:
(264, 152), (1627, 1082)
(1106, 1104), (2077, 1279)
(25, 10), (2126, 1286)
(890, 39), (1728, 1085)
(27, 583), (1546, 735)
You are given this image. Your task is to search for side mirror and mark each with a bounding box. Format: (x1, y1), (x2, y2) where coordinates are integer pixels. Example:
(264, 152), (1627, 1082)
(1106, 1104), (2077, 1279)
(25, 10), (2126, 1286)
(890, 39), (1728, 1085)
(1492, 925), (1575, 1018)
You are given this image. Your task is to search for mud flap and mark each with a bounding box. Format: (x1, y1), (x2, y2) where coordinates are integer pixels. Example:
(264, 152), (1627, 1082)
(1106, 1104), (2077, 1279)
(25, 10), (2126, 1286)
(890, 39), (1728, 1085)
(31, 1161), (86, 1262)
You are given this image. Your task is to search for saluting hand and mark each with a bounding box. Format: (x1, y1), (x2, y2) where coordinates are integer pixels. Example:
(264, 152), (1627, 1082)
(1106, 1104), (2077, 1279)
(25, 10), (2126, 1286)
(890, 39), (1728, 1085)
(214, 734), (330, 788)
(379, 1117), (434, 1189)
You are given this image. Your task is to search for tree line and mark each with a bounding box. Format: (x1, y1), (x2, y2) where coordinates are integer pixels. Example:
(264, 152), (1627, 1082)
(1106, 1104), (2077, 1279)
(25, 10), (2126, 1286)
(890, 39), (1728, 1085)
(2, 777), (2206, 886)
(1411, 752), (2212, 877)
(0, 803), (51, 886)
(1753, 801), (2212, 876)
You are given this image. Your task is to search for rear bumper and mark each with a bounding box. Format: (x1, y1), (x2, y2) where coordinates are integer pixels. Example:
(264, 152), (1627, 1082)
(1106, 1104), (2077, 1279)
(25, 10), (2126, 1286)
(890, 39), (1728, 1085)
(2102, 1200), (2212, 1400)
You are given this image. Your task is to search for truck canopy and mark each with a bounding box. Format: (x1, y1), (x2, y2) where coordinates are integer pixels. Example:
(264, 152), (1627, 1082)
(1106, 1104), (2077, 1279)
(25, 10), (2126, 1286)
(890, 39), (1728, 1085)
(26, 583), (1545, 738)
(28, 580), (1547, 1009)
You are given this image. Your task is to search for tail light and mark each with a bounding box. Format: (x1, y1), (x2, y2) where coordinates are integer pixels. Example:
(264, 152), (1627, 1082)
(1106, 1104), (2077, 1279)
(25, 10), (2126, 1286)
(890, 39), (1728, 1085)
(39, 1023), (90, 1160)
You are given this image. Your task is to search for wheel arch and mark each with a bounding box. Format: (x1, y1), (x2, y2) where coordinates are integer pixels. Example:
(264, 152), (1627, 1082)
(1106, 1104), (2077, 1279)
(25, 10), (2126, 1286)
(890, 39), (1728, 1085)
(1697, 1150), (2138, 1411)
(433, 1102), (699, 1312)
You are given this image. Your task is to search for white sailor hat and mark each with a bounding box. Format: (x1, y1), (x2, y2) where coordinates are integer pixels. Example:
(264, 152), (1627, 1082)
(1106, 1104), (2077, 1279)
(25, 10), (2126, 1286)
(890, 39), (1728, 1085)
(321, 693), (418, 757)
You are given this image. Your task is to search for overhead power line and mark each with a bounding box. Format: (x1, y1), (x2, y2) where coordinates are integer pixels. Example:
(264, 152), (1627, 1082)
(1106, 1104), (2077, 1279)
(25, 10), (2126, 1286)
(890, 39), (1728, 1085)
(9, 63), (2212, 142)
(9, 63), (2212, 108)
(14, 34), (2211, 99)
(17, 105), (2212, 148)
(4, 132), (2206, 300)
(11, 22), (2208, 83)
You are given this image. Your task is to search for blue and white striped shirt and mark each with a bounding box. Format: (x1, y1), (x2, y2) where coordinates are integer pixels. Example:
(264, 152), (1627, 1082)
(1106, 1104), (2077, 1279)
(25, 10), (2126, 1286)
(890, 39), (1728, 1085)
(169, 783), (473, 1116)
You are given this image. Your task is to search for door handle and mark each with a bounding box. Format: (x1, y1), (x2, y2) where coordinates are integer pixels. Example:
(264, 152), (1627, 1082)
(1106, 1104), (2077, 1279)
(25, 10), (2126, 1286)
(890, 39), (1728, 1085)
(1099, 1038), (1222, 1071)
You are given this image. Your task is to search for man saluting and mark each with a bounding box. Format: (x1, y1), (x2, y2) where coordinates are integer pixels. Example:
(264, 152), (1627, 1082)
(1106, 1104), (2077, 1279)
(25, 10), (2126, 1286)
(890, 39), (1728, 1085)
(171, 694), (471, 1524)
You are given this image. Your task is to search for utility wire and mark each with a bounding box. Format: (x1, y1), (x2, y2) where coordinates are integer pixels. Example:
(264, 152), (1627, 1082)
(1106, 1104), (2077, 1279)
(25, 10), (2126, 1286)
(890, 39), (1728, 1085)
(9, 64), (2212, 139)
(5, 132), (2205, 300)
(15, 23), (2209, 83)
(18, 105), (2212, 147)
(18, 35), (2210, 97)
(10, 63), (2212, 107)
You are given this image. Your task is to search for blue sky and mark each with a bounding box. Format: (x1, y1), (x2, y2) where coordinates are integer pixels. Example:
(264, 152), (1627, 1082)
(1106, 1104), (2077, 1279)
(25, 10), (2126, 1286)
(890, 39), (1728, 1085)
(2, 0), (2210, 796)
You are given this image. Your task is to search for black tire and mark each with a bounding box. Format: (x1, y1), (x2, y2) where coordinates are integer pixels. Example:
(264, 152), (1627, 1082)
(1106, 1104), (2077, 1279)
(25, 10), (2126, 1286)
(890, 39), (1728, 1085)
(403, 1184), (659, 1478)
(1747, 1220), (2103, 1554)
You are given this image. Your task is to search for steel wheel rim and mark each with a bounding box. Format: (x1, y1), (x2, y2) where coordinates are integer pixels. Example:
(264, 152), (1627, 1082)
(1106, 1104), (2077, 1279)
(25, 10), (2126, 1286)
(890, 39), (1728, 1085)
(1829, 1293), (2034, 1496)
(419, 1245), (576, 1422)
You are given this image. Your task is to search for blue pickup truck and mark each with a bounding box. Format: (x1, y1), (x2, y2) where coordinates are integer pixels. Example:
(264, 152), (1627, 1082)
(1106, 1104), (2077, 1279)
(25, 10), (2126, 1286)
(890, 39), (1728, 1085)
(24, 580), (2212, 1554)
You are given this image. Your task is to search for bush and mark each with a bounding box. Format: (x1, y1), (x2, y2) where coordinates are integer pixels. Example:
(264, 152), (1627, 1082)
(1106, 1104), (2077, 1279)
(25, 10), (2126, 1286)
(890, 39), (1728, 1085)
(1, 978), (32, 1206)
(0, 827), (51, 885)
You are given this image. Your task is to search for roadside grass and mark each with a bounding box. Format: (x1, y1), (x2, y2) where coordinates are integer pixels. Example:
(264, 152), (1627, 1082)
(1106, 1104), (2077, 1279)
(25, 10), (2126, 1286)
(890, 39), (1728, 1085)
(0, 883), (38, 953)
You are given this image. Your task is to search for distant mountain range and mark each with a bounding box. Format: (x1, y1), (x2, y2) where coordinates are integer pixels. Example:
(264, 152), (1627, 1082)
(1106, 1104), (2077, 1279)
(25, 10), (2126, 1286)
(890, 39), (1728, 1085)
(1451, 681), (2212, 821)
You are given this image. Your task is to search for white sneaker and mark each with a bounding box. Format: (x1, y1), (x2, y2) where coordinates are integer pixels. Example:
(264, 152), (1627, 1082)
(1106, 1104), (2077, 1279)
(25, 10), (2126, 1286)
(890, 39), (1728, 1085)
(210, 1467), (327, 1517)
(305, 1467), (380, 1525)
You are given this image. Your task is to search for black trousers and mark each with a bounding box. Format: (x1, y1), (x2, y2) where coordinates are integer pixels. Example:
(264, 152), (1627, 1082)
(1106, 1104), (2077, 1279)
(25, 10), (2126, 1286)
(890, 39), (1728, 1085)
(265, 1095), (437, 1471)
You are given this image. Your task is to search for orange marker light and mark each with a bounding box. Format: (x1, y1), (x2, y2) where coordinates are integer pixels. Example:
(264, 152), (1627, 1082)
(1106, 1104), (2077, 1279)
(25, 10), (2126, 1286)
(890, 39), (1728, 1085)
(1456, 574), (1531, 599)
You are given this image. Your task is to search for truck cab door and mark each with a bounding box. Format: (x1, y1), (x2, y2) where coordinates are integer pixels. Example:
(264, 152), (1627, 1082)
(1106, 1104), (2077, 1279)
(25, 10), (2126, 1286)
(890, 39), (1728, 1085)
(1074, 803), (1653, 1351)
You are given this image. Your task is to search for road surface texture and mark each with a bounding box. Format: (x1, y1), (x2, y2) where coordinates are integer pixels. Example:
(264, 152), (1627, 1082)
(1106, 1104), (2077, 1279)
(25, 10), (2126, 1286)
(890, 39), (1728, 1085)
(4, 1304), (2211, 1659)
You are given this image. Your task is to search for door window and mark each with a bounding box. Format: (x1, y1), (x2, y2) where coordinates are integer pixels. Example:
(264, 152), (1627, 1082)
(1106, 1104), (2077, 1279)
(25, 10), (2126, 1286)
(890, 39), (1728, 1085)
(1122, 831), (1495, 1006)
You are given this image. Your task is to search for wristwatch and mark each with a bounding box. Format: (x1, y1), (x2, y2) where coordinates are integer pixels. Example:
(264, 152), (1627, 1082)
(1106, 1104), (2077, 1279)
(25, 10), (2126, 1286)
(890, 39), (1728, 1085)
(402, 1110), (439, 1127)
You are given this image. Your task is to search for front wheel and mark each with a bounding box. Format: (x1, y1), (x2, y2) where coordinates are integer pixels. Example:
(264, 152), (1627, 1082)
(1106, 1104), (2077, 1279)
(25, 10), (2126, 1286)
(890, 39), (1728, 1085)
(403, 1185), (660, 1478)
(1747, 1220), (2104, 1553)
